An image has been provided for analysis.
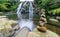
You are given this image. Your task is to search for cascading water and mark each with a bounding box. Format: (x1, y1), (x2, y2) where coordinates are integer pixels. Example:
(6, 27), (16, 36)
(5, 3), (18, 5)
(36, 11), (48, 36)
(17, 1), (34, 31)
(29, 2), (33, 20)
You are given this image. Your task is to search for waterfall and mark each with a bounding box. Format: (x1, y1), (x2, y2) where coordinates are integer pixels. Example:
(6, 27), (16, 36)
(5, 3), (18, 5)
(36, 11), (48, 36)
(16, 1), (34, 31)
(16, 2), (23, 19)
(29, 2), (33, 20)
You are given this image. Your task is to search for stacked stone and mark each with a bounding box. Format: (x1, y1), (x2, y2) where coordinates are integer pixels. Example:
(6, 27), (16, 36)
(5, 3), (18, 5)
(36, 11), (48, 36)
(37, 9), (47, 32)
(39, 9), (47, 26)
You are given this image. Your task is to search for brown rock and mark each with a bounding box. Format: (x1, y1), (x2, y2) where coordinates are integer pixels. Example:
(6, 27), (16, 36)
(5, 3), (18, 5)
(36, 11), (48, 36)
(13, 25), (20, 31)
(39, 24), (43, 27)
(27, 32), (34, 37)
(37, 26), (47, 32)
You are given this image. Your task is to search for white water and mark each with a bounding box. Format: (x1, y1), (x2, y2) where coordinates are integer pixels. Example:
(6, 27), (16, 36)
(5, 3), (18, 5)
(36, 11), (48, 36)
(16, 2), (23, 19)
(19, 19), (33, 31)
(29, 2), (33, 20)
(17, 1), (34, 31)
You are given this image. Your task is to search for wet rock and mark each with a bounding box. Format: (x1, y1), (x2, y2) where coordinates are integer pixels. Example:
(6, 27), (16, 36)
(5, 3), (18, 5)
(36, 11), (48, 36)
(13, 25), (20, 31)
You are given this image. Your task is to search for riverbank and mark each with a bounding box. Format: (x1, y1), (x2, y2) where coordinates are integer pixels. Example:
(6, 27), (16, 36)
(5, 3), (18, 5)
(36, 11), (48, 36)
(27, 28), (60, 37)
(0, 16), (19, 37)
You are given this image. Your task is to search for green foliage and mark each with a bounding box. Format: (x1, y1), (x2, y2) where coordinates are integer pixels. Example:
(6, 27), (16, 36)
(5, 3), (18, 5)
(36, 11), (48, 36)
(47, 2), (60, 10)
(0, 1), (8, 11)
(0, 4), (8, 10)
(41, 0), (52, 6)
(34, 0), (60, 22)
(35, 0), (52, 8)
(0, 0), (19, 12)
(48, 8), (60, 15)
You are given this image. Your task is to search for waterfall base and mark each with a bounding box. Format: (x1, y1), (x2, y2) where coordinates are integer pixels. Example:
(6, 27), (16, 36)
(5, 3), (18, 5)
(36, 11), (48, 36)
(19, 19), (34, 31)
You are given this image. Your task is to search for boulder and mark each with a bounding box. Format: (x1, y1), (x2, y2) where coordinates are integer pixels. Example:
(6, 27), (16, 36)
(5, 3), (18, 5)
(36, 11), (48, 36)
(13, 25), (20, 31)
(0, 16), (6, 18)
(0, 17), (18, 37)
(37, 26), (47, 32)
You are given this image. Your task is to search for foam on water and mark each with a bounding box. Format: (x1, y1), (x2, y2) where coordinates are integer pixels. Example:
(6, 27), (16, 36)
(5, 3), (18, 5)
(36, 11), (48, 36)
(19, 19), (33, 31)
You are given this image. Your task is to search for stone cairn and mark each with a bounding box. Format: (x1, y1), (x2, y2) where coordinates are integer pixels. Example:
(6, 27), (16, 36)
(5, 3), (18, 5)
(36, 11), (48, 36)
(37, 9), (47, 32)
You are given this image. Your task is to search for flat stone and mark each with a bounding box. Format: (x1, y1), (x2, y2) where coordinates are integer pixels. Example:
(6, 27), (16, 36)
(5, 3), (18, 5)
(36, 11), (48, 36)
(37, 26), (47, 32)
(15, 27), (30, 37)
